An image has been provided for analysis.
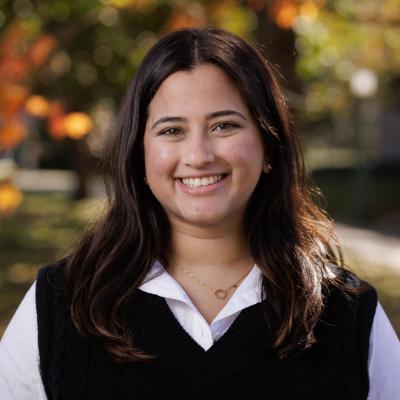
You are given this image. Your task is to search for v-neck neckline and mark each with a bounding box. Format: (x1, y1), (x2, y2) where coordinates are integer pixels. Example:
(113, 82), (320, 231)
(136, 290), (274, 378)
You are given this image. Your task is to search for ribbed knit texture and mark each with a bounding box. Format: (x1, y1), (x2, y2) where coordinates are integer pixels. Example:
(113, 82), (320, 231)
(36, 259), (377, 400)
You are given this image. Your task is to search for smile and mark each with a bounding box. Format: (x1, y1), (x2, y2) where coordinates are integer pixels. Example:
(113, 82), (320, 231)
(180, 174), (225, 188)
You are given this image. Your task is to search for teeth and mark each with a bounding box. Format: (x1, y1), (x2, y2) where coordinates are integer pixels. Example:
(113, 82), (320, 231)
(181, 175), (224, 188)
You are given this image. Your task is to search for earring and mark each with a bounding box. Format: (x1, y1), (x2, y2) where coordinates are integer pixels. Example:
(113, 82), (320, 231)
(263, 162), (272, 174)
(143, 176), (148, 185)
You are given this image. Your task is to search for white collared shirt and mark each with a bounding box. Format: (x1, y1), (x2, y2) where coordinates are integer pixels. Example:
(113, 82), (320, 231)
(0, 262), (399, 399)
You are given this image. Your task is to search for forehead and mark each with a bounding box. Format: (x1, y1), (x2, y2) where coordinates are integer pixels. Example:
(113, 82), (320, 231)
(146, 64), (249, 121)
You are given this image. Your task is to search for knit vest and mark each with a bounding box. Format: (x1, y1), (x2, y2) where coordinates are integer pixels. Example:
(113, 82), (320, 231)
(36, 259), (377, 400)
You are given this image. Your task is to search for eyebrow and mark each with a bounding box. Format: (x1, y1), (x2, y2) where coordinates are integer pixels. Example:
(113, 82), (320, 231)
(150, 110), (247, 130)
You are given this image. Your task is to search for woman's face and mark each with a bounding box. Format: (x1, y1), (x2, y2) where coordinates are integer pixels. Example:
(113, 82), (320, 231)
(143, 64), (265, 229)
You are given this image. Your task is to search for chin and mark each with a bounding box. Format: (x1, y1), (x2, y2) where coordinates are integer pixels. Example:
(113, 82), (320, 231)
(182, 210), (236, 228)
(184, 215), (222, 226)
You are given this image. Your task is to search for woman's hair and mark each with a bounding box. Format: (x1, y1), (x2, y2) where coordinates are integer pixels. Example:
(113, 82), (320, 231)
(66, 27), (358, 362)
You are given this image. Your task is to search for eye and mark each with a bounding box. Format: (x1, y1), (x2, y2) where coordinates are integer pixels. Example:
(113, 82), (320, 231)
(212, 122), (240, 132)
(159, 127), (182, 136)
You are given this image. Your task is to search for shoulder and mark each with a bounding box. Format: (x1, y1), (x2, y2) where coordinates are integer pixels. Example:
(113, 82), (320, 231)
(37, 256), (69, 287)
(36, 257), (70, 307)
(319, 267), (379, 346)
(326, 266), (378, 310)
(319, 268), (378, 361)
(323, 268), (378, 326)
(36, 256), (70, 322)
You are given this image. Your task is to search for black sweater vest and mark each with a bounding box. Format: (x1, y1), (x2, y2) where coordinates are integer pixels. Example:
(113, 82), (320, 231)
(36, 260), (377, 400)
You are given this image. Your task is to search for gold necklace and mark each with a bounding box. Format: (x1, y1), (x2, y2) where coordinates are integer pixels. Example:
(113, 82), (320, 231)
(178, 266), (251, 300)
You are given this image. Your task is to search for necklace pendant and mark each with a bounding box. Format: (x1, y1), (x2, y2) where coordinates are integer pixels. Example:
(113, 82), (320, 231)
(214, 289), (228, 300)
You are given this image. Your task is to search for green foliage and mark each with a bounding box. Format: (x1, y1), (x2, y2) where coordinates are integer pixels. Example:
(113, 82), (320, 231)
(294, 0), (400, 120)
(1, 0), (257, 113)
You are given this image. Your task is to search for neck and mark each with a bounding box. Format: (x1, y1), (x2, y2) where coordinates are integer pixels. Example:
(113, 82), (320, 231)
(166, 216), (253, 275)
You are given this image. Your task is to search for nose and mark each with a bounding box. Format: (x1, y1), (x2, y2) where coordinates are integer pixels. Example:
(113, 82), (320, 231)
(182, 132), (215, 168)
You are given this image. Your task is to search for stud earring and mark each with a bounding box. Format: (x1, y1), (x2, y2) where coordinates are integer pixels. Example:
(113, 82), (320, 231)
(143, 176), (148, 185)
(263, 162), (272, 174)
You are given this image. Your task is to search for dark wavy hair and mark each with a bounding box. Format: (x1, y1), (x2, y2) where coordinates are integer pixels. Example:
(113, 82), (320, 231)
(65, 27), (358, 362)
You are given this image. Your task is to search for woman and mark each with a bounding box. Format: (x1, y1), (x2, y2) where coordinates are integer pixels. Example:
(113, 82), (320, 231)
(1, 28), (399, 399)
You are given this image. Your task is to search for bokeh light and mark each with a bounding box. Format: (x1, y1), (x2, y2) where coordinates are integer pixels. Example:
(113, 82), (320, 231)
(63, 112), (93, 139)
(25, 95), (50, 118)
(0, 183), (24, 215)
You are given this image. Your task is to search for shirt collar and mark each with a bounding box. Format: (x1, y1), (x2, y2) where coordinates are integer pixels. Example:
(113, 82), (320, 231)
(138, 261), (264, 322)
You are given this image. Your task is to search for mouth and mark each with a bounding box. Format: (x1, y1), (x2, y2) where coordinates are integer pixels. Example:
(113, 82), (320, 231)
(177, 174), (229, 189)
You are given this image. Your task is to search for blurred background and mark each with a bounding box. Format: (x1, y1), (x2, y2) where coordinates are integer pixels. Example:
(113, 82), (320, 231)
(0, 0), (399, 336)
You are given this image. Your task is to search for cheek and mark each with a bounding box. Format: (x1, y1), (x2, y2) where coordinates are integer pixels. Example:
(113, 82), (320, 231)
(229, 139), (263, 167)
(230, 144), (248, 164)
(144, 142), (177, 178)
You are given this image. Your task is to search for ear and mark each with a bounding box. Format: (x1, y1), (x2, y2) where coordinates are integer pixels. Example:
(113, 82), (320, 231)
(263, 161), (272, 174)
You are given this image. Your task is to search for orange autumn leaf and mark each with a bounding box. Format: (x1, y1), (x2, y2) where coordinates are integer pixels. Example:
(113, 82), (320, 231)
(28, 34), (58, 67)
(46, 102), (66, 140)
(48, 115), (66, 140)
(0, 120), (26, 151)
(166, 7), (207, 31)
(0, 23), (31, 82)
(0, 58), (30, 82)
(0, 23), (26, 62)
(274, 0), (298, 29)
(0, 84), (30, 118)
(0, 183), (24, 215)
